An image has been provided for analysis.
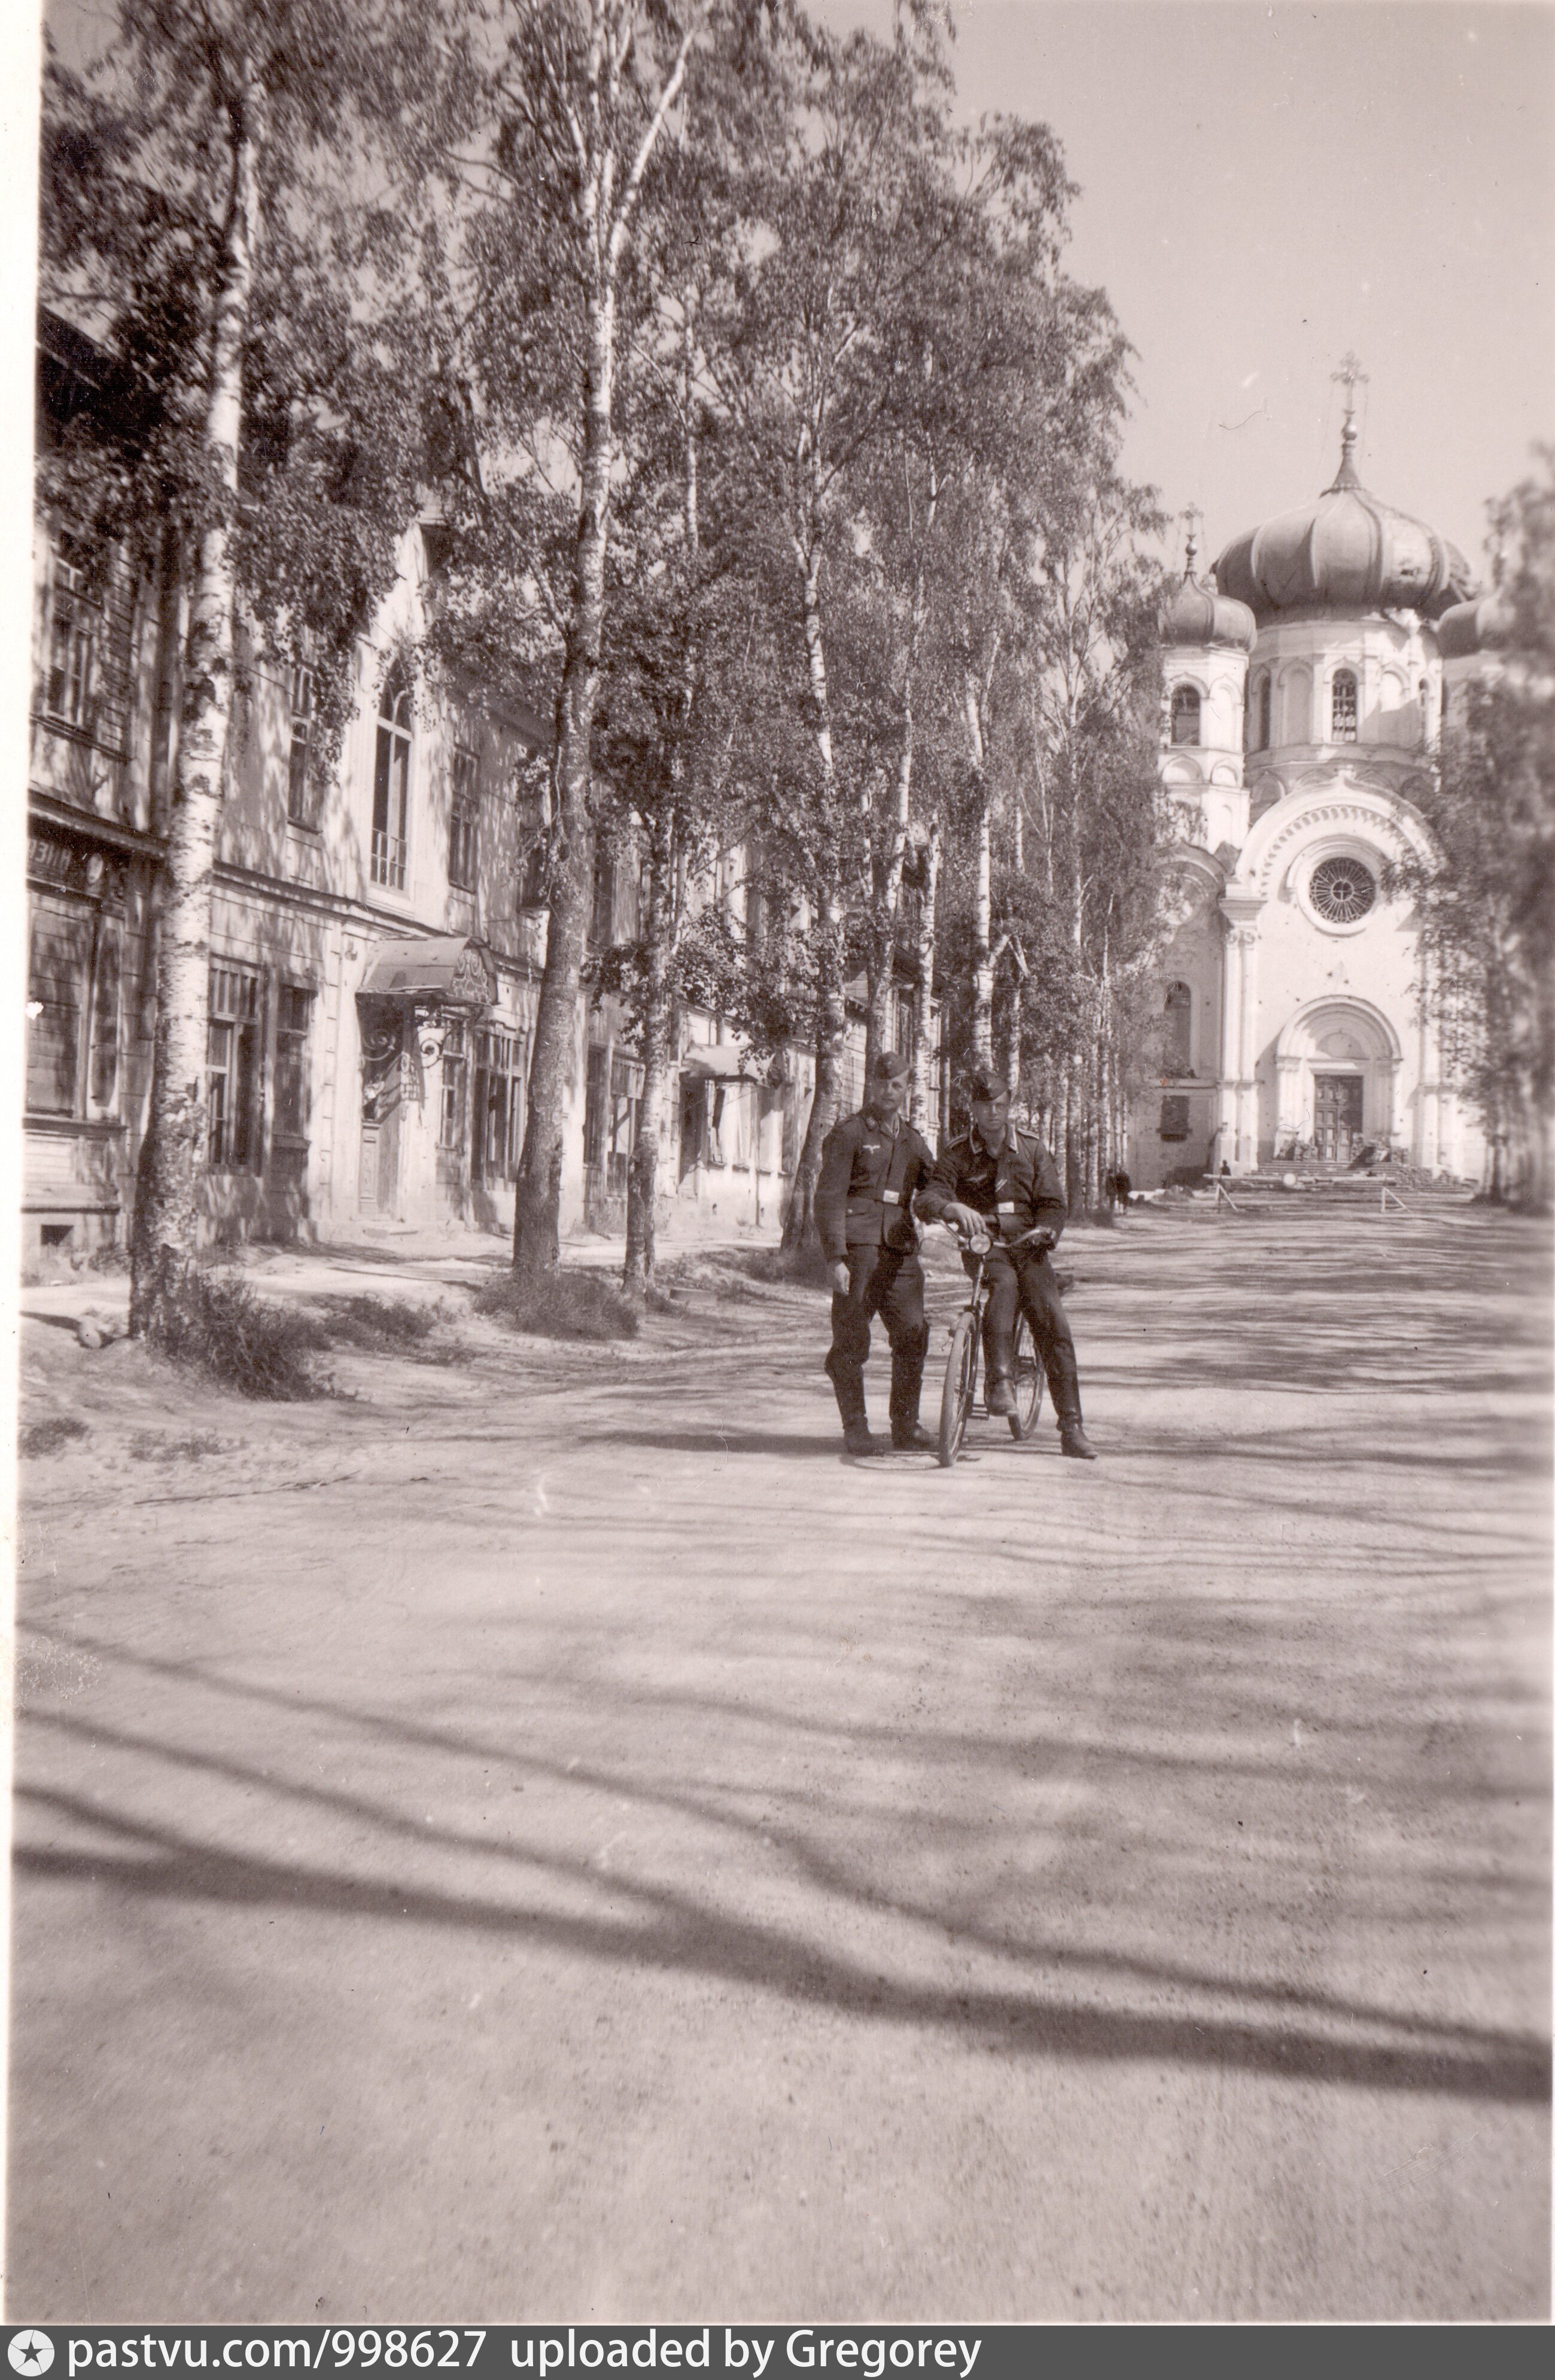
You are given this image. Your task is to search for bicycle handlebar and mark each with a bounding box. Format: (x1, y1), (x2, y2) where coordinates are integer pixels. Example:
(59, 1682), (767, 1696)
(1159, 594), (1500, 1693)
(942, 1219), (1054, 1256)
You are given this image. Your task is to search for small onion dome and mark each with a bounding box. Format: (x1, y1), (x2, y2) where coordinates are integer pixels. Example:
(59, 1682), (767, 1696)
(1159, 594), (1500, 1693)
(1212, 418), (1474, 623)
(1435, 591), (1516, 661)
(1161, 568), (1255, 652)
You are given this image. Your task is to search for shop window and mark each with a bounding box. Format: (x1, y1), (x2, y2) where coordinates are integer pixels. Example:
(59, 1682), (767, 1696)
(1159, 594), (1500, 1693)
(372, 669), (412, 889)
(1163, 982), (1192, 1075)
(273, 985), (314, 1145)
(583, 1044), (608, 1169)
(1160, 1094), (1191, 1142)
(473, 1027), (526, 1182)
(207, 964), (262, 1169)
(1169, 684), (1200, 746)
(90, 928), (120, 1109)
(287, 665), (319, 827)
(1331, 668), (1358, 742)
(517, 809), (548, 908)
(449, 747), (480, 891)
(590, 849), (616, 946)
(606, 1052), (643, 1193)
(440, 1018), (468, 1150)
(26, 896), (120, 1118)
(27, 905), (90, 1115)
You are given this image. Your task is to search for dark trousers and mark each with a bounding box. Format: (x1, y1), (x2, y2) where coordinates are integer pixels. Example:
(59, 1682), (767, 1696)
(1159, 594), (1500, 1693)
(824, 1244), (929, 1429)
(968, 1244), (1080, 1414)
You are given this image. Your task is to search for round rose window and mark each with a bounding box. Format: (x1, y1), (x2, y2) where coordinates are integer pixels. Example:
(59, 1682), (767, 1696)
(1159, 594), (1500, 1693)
(1309, 855), (1376, 924)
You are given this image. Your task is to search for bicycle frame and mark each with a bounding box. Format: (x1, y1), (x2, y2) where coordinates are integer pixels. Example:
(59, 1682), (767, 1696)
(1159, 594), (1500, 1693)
(935, 1223), (1049, 1466)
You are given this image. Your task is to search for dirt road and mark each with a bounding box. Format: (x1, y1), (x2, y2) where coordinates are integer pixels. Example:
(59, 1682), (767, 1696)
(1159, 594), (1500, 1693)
(9, 1208), (1551, 2321)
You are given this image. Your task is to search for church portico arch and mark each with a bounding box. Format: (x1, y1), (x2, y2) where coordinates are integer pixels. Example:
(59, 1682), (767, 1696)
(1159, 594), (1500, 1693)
(1273, 998), (1404, 1158)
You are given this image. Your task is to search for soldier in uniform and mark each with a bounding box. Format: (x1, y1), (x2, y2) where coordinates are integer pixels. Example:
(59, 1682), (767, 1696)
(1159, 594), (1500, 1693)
(814, 1049), (936, 1457)
(918, 1067), (1098, 1459)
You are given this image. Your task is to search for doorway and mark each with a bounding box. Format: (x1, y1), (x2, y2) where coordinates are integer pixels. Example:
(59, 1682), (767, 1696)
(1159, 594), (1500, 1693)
(1313, 1072), (1363, 1163)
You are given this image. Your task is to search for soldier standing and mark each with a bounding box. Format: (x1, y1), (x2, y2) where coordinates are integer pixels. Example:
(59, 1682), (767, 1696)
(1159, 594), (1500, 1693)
(814, 1050), (936, 1457)
(918, 1067), (1098, 1459)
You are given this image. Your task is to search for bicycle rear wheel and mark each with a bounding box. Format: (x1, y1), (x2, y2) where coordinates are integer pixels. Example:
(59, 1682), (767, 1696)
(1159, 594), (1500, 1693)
(1008, 1313), (1045, 1440)
(938, 1312), (978, 1468)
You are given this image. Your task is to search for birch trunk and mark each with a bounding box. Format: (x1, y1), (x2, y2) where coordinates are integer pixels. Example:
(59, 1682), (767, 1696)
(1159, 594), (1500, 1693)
(623, 830), (672, 1290)
(908, 816), (940, 1136)
(512, 281), (614, 1273)
(784, 542), (846, 1249)
(130, 76), (262, 1338)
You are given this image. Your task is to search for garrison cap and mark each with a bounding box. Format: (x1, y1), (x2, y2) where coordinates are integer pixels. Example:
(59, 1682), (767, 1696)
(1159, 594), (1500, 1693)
(868, 1049), (911, 1085)
(964, 1065), (1008, 1104)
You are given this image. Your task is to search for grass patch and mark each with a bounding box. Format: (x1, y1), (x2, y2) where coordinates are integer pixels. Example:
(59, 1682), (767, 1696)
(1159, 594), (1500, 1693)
(731, 1242), (834, 1291)
(20, 1416), (89, 1457)
(474, 1265), (641, 1341)
(128, 1430), (224, 1463)
(317, 1294), (445, 1350)
(148, 1270), (332, 1401)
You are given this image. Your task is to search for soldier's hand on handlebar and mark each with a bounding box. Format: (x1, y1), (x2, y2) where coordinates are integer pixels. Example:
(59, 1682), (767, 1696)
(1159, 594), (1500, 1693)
(942, 1202), (985, 1240)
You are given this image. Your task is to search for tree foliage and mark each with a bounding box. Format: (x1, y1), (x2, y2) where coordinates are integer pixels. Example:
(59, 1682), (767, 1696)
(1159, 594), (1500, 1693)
(1394, 451), (1555, 1204)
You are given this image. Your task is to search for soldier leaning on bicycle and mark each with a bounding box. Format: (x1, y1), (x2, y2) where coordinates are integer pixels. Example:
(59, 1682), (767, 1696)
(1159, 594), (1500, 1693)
(816, 1056), (1098, 1462)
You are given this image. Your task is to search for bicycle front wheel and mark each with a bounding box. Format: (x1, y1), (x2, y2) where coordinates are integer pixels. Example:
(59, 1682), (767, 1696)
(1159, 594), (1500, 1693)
(938, 1311), (978, 1468)
(1008, 1312), (1045, 1441)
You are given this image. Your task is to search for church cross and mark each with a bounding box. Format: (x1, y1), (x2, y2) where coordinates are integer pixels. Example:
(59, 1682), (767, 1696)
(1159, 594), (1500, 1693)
(1182, 503), (1203, 574)
(1332, 350), (1368, 427)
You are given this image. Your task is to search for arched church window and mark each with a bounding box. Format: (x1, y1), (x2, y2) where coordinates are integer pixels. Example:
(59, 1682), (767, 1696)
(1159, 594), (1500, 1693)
(1170, 684), (1200, 746)
(1331, 668), (1358, 742)
(1309, 854), (1375, 924)
(1256, 674), (1271, 748)
(372, 666), (413, 889)
(1163, 981), (1192, 1074)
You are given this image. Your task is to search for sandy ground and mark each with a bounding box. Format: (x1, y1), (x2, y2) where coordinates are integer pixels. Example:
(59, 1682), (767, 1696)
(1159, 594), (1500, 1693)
(8, 1206), (1551, 2323)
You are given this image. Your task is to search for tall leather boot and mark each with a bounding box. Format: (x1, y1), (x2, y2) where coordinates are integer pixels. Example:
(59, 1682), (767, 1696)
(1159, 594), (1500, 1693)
(826, 1352), (885, 1457)
(982, 1318), (1017, 1417)
(888, 1336), (935, 1451)
(1047, 1341), (1098, 1460)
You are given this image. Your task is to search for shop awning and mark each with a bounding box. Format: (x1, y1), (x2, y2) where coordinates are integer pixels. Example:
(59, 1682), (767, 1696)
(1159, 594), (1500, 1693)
(358, 935), (498, 1008)
(680, 1043), (764, 1082)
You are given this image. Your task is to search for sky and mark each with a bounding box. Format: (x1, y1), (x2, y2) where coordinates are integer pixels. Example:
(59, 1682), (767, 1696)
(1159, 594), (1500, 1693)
(20, 1), (1555, 580)
(821, 1), (1555, 579)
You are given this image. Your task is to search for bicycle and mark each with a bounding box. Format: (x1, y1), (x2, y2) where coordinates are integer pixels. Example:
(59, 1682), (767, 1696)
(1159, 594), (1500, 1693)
(936, 1223), (1052, 1468)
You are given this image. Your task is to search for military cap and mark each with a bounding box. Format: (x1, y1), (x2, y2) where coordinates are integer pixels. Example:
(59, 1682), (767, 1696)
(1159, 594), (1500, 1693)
(868, 1049), (910, 1084)
(964, 1065), (1008, 1104)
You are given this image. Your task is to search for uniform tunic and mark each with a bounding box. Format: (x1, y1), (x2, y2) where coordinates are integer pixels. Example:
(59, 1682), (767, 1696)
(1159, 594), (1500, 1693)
(918, 1124), (1077, 1394)
(815, 1108), (935, 1430)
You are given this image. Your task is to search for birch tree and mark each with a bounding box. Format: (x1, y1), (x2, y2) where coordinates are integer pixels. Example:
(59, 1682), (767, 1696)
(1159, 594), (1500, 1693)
(441, 0), (728, 1275)
(40, 2), (457, 1337)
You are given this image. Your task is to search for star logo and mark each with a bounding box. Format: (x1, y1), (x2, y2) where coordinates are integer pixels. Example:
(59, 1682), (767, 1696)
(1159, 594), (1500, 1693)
(8, 2337), (54, 2377)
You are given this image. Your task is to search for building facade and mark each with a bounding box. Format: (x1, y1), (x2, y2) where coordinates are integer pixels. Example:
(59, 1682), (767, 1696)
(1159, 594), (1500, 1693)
(1134, 407), (1492, 1188)
(26, 319), (921, 1267)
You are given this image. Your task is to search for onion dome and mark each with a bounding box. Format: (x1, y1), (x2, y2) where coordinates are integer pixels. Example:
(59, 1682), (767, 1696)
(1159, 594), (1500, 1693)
(1212, 412), (1474, 623)
(1161, 516), (1256, 650)
(1435, 591), (1516, 660)
(1162, 568), (1256, 652)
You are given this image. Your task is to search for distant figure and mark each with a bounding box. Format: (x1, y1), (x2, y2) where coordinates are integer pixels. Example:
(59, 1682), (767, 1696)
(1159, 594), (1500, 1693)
(814, 1050), (936, 1458)
(1104, 1167), (1131, 1214)
(1219, 1159), (1231, 1177)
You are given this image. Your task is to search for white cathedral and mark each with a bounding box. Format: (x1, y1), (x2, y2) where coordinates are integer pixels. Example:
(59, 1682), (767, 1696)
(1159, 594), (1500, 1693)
(1136, 377), (1495, 1189)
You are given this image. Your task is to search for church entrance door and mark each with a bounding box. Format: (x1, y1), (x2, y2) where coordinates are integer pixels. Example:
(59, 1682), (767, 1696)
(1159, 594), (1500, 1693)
(1313, 1072), (1364, 1164)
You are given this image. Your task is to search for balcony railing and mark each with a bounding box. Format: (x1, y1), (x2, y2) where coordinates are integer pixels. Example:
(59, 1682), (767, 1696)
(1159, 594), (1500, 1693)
(371, 829), (407, 891)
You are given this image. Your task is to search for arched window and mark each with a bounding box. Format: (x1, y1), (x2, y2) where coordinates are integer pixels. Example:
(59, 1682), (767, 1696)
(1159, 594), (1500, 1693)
(1163, 981), (1192, 1075)
(1170, 684), (1200, 746)
(1330, 668), (1358, 743)
(373, 668), (412, 888)
(1246, 671), (1272, 750)
(1418, 676), (1431, 745)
